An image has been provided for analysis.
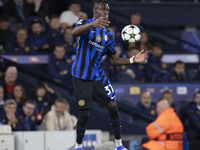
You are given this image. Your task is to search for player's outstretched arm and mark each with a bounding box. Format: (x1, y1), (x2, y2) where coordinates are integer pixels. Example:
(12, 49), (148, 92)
(72, 17), (110, 37)
(109, 49), (148, 66)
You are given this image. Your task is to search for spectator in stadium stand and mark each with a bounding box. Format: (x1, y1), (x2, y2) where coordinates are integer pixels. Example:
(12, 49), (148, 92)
(0, 99), (24, 131)
(135, 91), (157, 119)
(161, 90), (180, 116)
(47, 14), (62, 50)
(130, 12), (144, 31)
(107, 26), (123, 51)
(101, 45), (126, 82)
(79, 12), (88, 20)
(31, 83), (59, 125)
(0, 66), (19, 99)
(147, 43), (170, 82)
(18, 100), (37, 131)
(161, 60), (188, 83)
(142, 100), (184, 150)
(186, 91), (200, 150)
(5, 28), (35, 54)
(59, 0), (82, 30)
(59, 26), (76, 58)
(9, 84), (26, 113)
(65, 99), (77, 129)
(31, 0), (51, 18)
(124, 46), (145, 83)
(135, 31), (152, 52)
(48, 45), (73, 89)
(39, 98), (73, 131)
(0, 85), (5, 108)
(3, 0), (33, 24)
(29, 20), (50, 53)
(0, 14), (12, 54)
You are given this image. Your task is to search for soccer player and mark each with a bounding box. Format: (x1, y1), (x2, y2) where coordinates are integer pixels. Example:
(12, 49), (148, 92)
(72, 0), (148, 150)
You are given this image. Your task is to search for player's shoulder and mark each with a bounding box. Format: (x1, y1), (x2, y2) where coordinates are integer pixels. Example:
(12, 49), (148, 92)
(105, 28), (114, 40)
(105, 28), (114, 36)
(76, 18), (91, 26)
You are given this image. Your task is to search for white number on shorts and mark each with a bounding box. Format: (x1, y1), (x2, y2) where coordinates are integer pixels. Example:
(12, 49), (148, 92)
(104, 84), (114, 96)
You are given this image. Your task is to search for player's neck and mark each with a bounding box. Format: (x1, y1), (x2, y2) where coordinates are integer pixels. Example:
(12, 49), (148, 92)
(93, 15), (98, 20)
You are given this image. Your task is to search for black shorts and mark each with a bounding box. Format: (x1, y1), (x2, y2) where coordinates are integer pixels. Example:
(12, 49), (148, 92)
(73, 76), (116, 110)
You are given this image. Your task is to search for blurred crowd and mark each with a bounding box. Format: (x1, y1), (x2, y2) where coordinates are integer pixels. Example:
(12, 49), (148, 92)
(0, 65), (77, 131)
(0, 0), (199, 149)
(0, 65), (199, 149)
(0, 0), (199, 85)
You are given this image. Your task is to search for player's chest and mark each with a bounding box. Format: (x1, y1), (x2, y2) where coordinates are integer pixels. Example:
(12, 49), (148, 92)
(87, 28), (109, 47)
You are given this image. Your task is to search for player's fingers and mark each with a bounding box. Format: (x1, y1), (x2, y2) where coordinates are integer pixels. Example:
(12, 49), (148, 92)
(144, 51), (149, 55)
(103, 20), (110, 24)
(138, 49), (144, 55)
(99, 25), (104, 29)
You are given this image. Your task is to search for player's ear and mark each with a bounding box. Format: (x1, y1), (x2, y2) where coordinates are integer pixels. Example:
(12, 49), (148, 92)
(93, 8), (96, 15)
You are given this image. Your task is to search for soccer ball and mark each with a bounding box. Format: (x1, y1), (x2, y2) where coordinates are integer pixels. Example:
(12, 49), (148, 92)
(121, 25), (141, 44)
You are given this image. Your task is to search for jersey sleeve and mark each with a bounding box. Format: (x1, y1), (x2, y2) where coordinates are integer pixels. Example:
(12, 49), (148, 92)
(75, 19), (88, 37)
(106, 33), (116, 55)
(75, 19), (88, 27)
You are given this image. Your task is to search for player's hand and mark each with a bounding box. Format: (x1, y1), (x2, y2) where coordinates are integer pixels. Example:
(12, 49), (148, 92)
(133, 49), (148, 63)
(91, 17), (110, 29)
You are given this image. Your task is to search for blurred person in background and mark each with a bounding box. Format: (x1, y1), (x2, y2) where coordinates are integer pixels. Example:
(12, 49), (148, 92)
(135, 31), (152, 51)
(136, 91), (157, 119)
(101, 45), (126, 82)
(186, 91), (200, 150)
(40, 98), (73, 131)
(19, 100), (36, 131)
(29, 20), (49, 52)
(142, 100), (184, 150)
(31, 83), (59, 125)
(60, 27), (76, 58)
(130, 12), (144, 31)
(31, 0), (50, 19)
(47, 14), (62, 50)
(3, 0), (33, 24)
(161, 60), (188, 83)
(124, 46), (145, 83)
(9, 84), (26, 113)
(79, 12), (88, 20)
(107, 26), (123, 51)
(0, 66), (19, 99)
(5, 28), (35, 54)
(0, 99), (23, 131)
(48, 45), (73, 90)
(59, 0), (81, 30)
(161, 90), (174, 107)
(0, 85), (5, 108)
(147, 42), (169, 82)
(0, 14), (12, 54)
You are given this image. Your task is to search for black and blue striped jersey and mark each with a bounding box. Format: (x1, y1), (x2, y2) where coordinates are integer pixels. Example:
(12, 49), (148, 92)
(71, 18), (116, 81)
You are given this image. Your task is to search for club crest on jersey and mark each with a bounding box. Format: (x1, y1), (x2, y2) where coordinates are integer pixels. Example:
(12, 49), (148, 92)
(104, 35), (108, 41)
(78, 99), (85, 106)
(96, 35), (101, 43)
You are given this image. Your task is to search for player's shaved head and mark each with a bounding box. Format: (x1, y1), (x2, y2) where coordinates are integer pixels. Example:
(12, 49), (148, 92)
(156, 100), (170, 115)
